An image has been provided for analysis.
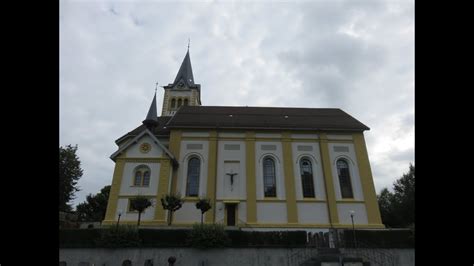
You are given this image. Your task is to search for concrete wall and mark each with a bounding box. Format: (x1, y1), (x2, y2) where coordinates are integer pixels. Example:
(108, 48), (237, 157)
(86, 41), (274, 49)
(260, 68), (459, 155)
(60, 248), (301, 266)
(60, 248), (414, 266)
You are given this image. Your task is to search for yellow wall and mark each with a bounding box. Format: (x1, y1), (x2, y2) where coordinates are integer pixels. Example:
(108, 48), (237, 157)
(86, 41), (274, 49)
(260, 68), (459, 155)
(245, 131), (257, 223)
(104, 129), (383, 229)
(281, 132), (298, 223)
(318, 133), (340, 225)
(103, 159), (125, 222)
(205, 131), (218, 223)
(352, 132), (384, 226)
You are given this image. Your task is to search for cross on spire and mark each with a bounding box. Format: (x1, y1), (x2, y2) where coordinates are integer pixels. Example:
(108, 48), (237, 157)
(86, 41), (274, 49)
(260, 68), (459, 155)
(155, 82), (158, 93)
(187, 38), (190, 50)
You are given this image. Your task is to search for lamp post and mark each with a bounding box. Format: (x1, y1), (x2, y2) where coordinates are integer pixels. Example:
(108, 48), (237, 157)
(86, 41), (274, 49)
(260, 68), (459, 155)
(116, 210), (123, 230)
(350, 210), (357, 248)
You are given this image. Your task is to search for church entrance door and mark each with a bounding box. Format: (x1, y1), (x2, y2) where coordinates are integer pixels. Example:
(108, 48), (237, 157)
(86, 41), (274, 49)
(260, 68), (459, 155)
(226, 204), (236, 226)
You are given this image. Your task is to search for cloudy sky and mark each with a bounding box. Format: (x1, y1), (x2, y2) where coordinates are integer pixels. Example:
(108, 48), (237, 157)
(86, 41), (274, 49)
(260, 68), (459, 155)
(60, 0), (414, 207)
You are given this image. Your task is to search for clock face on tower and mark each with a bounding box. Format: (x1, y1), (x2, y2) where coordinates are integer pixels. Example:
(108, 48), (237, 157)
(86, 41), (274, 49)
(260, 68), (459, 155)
(139, 143), (151, 153)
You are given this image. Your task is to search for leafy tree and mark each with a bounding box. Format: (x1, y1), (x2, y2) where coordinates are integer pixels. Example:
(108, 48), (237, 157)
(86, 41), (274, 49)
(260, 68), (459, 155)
(130, 195), (153, 226)
(392, 164), (415, 227)
(377, 164), (415, 228)
(161, 193), (183, 226)
(75, 185), (111, 223)
(59, 145), (83, 212)
(195, 198), (212, 224)
(377, 188), (398, 227)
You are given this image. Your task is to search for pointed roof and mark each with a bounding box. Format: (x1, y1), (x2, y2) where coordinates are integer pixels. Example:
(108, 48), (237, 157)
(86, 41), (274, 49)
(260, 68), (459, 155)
(110, 128), (178, 167)
(142, 92), (159, 129)
(173, 50), (195, 87)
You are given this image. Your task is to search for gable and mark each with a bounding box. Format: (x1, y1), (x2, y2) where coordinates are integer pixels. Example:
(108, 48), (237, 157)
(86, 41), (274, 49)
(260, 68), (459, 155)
(110, 129), (176, 163)
(123, 134), (165, 158)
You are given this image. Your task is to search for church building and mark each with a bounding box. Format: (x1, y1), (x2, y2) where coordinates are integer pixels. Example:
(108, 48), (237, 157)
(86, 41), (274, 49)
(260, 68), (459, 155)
(103, 49), (384, 230)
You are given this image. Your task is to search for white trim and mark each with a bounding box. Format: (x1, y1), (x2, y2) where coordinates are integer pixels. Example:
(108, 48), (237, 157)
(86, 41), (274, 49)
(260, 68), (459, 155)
(257, 153), (282, 164)
(110, 128), (176, 161)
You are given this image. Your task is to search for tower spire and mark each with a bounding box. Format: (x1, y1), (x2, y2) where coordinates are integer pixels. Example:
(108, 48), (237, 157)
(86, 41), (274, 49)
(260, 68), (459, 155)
(142, 90), (159, 130)
(173, 47), (195, 87)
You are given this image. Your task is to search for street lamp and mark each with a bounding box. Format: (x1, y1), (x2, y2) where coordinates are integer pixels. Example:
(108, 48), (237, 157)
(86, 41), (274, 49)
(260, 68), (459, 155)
(350, 210), (357, 248)
(116, 210), (123, 229)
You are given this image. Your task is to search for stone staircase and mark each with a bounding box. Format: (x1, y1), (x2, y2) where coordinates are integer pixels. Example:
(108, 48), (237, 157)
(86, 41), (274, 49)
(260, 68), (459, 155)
(300, 248), (370, 266)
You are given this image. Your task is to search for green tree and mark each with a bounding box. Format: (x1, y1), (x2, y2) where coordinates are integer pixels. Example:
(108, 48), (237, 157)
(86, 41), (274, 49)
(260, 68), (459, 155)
(392, 163), (415, 227)
(75, 185), (111, 223)
(160, 193), (183, 226)
(59, 145), (83, 212)
(130, 195), (153, 226)
(195, 198), (212, 224)
(377, 188), (398, 227)
(377, 164), (415, 228)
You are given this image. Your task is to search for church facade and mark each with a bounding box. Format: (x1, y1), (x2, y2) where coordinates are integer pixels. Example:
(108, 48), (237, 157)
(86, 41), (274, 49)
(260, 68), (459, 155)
(103, 50), (384, 230)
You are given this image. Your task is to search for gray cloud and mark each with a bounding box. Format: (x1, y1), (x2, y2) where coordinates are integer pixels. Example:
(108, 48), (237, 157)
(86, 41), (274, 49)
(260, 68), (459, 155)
(60, 0), (414, 207)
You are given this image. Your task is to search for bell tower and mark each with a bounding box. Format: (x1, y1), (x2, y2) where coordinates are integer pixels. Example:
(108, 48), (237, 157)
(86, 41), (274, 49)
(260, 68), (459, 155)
(161, 49), (201, 116)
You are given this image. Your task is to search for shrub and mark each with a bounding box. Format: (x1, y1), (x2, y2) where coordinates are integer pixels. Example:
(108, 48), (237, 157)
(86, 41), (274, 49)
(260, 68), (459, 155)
(95, 225), (141, 248)
(188, 223), (230, 249)
(60, 227), (308, 248)
(59, 228), (101, 248)
(341, 229), (414, 248)
(139, 229), (190, 247)
(226, 230), (307, 247)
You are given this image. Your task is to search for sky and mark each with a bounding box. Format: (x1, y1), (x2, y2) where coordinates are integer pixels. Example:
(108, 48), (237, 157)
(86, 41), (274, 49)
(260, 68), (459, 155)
(60, 0), (414, 208)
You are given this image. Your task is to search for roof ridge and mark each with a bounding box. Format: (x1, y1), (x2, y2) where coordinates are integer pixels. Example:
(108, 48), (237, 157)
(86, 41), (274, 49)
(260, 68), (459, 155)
(181, 105), (341, 110)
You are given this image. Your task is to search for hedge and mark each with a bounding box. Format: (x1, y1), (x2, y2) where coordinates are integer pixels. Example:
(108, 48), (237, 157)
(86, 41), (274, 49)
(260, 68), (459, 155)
(339, 229), (414, 248)
(226, 230), (307, 247)
(139, 229), (190, 247)
(60, 228), (307, 248)
(59, 229), (102, 248)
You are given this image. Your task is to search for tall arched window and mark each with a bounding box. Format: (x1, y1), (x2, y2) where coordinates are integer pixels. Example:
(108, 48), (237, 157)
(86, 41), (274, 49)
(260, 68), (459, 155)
(337, 159), (353, 198)
(263, 157), (277, 197)
(300, 158), (315, 198)
(143, 170), (150, 186)
(171, 98), (176, 109)
(183, 98), (189, 106)
(134, 171), (142, 186)
(186, 157), (200, 196)
(177, 98), (182, 108)
(133, 165), (151, 187)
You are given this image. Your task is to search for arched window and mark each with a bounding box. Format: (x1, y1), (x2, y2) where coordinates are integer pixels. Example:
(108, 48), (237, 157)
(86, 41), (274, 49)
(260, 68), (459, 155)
(337, 159), (354, 198)
(300, 158), (315, 198)
(143, 171), (150, 186)
(186, 157), (200, 196)
(177, 98), (182, 107)
(171, 98), (176, 109)
(134, 171), (142, 186)
(183, 98), (189, 106)
(263, 157), (276, 197)
(133, 165), (151, 187)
